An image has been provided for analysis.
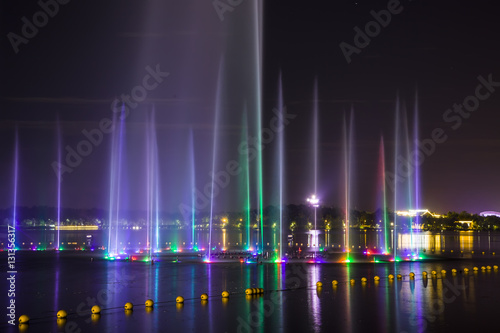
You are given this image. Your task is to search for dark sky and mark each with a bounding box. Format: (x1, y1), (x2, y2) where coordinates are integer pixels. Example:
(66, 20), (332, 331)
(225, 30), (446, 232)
(1, 0), (499, 216)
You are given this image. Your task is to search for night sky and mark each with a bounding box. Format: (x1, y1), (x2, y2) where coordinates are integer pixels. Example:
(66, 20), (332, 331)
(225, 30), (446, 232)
(1, 0), (499, 216)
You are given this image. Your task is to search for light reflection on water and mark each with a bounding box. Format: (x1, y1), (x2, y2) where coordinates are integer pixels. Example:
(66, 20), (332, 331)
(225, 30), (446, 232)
(1, 249), (500, 333)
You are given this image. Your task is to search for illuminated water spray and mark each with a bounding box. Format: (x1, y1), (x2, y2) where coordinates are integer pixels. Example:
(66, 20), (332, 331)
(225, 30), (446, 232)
(343, 111), (354, 262)
(307, 78), (320, 253)
(208, 59), (223, 260)
(56, 121), (62, 250)
(12, 129), (19, 250)
(107, 108), (126, 256)
(252, 0), (264, 254)
(146, 108), (160, 256)
(189, 129), (196, 250)
(393, 99), (400, 260)
(239, 107), (252, 250)
(378, 136), (390, 252)
(413, 93), (421, 257)
(277, 73), (285, 260)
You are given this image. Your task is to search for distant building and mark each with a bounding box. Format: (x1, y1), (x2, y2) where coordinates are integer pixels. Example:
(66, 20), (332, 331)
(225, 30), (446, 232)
(480, 211), (500, 218)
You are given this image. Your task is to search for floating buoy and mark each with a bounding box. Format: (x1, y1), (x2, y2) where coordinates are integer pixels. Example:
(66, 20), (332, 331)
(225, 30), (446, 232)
(124, 302), (133, 310)
(361, 277), (367, 282)
(145, 299), (154, 307)
(482, 252), (485, 255)
(57, 310), (67, 319)
(472, 251), (475, 254)
(431, 270), (437, 276)
(481, 266), (486, 271)
(245, 288), (253, 295)
(201, 293), (208, 300)
(451, 269), (457, 274)
(473, 267), (479, 271)
(91, 305), (101, 314)
(494, 265), (499, 270)
(409, 272), (415, 279)
(487, 266), (492, 270)
(332, 280), (338, 285)
(374, 276), (380, 281)
(316, 281), (323, 288)
(493, 252), (496, 256)
(19, 315), (30, 324)
(350, 279), (355, 284)
(464, 268), (469, 273)
(259, 288), (264, 294)
(396, 274), (402, 280)
(388, 274), (394, 280)
(221, 291), (229, 298)
(441, 269), (447, 275)
(176, 296), (184, 303)
(422, 271), (428, 276)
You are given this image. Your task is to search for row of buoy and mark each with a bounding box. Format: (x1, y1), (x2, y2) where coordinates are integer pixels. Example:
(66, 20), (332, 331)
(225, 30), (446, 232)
(19, 291), (236, 325)
(245, 287), (264, 295)
(317, 264), (499, 288)
(421, 249), (496, 255)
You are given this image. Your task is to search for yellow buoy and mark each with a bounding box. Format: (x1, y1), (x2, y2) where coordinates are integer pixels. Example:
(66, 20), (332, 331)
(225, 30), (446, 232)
(441, 269), (446, 275)
(19, 315), (30, 324)
(451, 269), (457, 274)
(409, 272), (415, 278)
(431, 270), (437, 276)
(473, 267), (479, 271)
(396, 274), (402, 280)
(316, 281), (323, 287)
(482, 252), (485, 255)
(350, 279), (355, 284)
(361, 277), (367, 282)
(221, 291), (229, 298)
(91, 305), (101, 314)
(259, 288), (264, 294)
(332, 280), (338, 285)
(493, 252), (496, 256)
(464, 268), (469, 273)
(145, 299), (154, 307)
(472, 251), (475, 254)
(124, 302), (133, 310)
(245, 288), (252, 295)
(374, 276), (380, 281)
(494, 265), (499, 270)
(487, 266), (492, 270)
(57, 310), (67, 319)
(422, 271), (428, 276)
(201, 293), (208, 300)
(388, 274), (394, 280)
(176, 296), (184, 303)
(481, 266), (486, 271)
